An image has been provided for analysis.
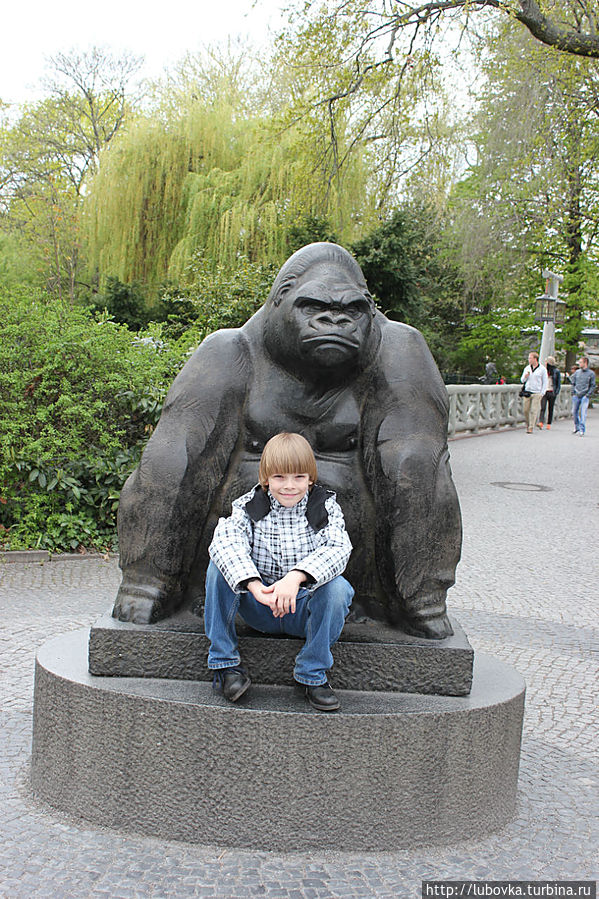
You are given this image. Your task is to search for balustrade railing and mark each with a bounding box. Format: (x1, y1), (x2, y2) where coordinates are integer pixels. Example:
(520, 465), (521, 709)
(446, 384), (572, 437)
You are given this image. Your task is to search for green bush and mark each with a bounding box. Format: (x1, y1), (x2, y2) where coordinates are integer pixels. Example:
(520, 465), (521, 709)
(0, 290), (175, 551)
(4, 448), (143, 551)
(90, 276), (151, 330)
(179, 253), (278, 334)
(0, 260), (277, 551)
(286, 215), (336, 255)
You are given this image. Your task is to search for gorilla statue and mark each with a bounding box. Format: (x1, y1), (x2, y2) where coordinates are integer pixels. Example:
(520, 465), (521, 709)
(113, 242), (462, 639)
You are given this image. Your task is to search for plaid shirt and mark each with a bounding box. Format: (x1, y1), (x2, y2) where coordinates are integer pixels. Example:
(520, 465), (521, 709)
(209, 486), (352, 594)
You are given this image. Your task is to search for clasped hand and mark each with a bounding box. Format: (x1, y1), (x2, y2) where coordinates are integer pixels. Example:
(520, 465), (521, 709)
(248, 570), (306, 617)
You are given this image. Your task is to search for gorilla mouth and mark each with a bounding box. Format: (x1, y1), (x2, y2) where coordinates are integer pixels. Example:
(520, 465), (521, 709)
(303, 335), (360, 349)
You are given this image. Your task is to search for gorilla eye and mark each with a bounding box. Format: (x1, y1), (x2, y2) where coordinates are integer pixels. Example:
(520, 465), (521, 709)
(297, 299), (326, 315)
(346, 302), (368, 318)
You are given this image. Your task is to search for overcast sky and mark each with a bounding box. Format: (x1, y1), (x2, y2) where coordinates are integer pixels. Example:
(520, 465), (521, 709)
(1, 0), (285, 104)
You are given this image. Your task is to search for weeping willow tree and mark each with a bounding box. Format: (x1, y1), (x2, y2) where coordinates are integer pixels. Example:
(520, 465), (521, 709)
(84, 101), (242, 287)
(168, 116), (370, 279)
(84, 49), (373, 291)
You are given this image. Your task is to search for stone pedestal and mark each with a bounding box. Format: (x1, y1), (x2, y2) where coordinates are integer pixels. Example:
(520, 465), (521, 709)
(88, 610), (474, 696)
(32, 629), (525, 850)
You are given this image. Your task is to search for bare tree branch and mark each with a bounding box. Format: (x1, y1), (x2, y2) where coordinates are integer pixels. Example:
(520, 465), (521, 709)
(514, 0), (599, 57)
(385, 0), (599, 57)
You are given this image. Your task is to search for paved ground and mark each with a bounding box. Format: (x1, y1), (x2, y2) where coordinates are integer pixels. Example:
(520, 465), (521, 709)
(0, 412), (598, 898)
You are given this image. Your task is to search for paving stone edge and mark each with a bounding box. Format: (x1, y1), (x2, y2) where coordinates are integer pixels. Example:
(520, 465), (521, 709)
(0, 550), (118, 563)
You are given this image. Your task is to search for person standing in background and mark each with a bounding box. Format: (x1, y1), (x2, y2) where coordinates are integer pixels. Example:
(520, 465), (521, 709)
(521, 352), (548, 434)
(569, 356), (596, 436)
(538, 356), (561, 430)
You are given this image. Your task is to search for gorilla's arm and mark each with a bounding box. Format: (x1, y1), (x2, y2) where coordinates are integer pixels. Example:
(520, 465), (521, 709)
(113, 329), (250, 623)
(361, 319), (462, 638)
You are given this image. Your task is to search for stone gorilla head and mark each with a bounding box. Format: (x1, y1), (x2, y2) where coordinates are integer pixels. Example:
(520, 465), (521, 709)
(263, 243), (377, 377)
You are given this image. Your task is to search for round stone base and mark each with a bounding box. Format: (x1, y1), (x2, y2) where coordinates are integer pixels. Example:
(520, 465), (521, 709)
(31, 629), (525, 850)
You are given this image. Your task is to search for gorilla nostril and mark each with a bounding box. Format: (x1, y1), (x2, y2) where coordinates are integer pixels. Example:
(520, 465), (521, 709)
(317, 311), (350, 326)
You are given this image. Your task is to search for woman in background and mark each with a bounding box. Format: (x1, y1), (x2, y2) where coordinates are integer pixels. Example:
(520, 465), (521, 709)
(538, 356), (561, 430)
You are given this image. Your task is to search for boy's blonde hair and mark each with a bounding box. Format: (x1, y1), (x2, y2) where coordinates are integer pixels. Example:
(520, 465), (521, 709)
(259, 433), (318, 489)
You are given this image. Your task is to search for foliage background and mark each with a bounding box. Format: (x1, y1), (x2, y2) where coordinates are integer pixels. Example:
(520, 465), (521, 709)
(1, 26), (598, 550)
(0, 258), (274, 551)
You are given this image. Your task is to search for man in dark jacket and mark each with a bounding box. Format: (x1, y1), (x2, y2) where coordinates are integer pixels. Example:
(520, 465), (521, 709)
(538, 356), (562, 430)
(570, 356), (596, 436)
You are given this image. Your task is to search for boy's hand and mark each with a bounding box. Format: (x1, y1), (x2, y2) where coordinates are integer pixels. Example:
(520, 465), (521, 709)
(269, 570), (306, 617)
(247, 579), (276, 610)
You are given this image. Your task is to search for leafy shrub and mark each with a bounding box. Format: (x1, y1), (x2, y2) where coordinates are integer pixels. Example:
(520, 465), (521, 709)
(286, 215), (336, 255)
(0, 259), (277, 551)
(0, 289), (175, 550)
(3, 449), (142, 551)
(90, 276), (151, 330)
(179, 253), (277, 334)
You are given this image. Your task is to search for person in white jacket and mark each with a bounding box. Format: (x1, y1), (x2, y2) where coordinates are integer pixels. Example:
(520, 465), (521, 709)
(521, 351), (548, 434)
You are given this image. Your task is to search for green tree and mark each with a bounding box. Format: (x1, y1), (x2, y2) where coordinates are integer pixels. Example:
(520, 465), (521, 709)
(0, 230), (39, 289)
(453, 305), (535, 379)
(286, 0), (599, 65)
(352, 204), (465, 368)
(446, 23), (599, 367)
(274, 1), (463, 218)
(0, 48), (142, 300)
(352, 207), (434, 324)
(84, 48), (373, 291)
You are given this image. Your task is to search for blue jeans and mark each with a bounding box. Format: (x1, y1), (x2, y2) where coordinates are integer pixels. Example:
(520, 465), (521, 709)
(204, 561), (353, 686)
(572, 395), (589, 433)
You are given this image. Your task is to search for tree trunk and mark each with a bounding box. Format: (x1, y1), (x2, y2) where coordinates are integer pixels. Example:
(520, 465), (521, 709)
(564, 154), (583, 372)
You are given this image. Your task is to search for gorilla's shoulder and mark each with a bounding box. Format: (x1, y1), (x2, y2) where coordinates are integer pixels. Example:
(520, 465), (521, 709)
(375, 315), (434, 361)
(377, 315), (425, 343)
(196, 327), (249, 353)
(372, 315), (447, 413)
(170, 328), (251, 394)
(186, 328), (250, 367)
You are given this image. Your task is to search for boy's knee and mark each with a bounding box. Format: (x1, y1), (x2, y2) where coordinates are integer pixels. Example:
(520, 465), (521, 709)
(313, 577), (353, 614)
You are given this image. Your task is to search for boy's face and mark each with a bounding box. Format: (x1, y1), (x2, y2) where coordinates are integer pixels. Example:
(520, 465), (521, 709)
(267, 473), (312, 507)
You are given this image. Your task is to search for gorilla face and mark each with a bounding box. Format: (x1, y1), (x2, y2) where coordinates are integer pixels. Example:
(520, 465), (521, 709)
(266, 263), (376, 376)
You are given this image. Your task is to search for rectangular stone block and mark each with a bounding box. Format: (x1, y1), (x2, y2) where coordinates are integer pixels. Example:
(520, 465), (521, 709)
(88, 609), (473, 696)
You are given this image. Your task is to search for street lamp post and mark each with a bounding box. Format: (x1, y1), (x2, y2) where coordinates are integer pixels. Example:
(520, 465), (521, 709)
(535, 269), (565, 363)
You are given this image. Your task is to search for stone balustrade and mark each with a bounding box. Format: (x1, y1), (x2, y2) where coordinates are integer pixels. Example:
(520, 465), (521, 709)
(447, 384), (572, 437)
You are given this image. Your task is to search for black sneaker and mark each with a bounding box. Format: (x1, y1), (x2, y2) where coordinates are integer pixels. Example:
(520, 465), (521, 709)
(304, 682), (340, 712)
(212, 666), (251, 702)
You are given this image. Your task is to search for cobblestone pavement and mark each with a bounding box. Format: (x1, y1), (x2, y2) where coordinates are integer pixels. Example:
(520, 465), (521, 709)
(0, 412), (598, 898)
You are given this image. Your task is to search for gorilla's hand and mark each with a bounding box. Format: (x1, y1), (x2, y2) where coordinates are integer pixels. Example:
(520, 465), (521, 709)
(400, 602), (454, 640)
(112, 582), (168, 624)
(406, 612), (453, 640)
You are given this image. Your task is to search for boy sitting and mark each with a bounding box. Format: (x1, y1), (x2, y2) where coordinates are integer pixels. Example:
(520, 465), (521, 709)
(205, 432), (354, 711)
